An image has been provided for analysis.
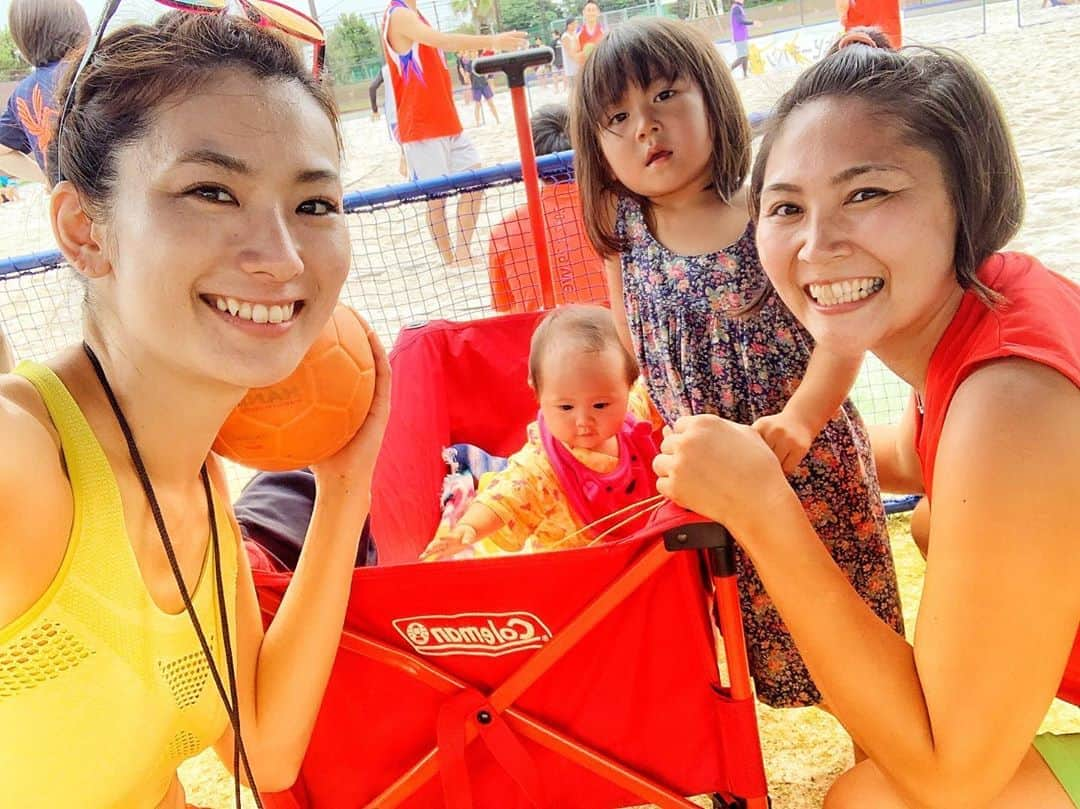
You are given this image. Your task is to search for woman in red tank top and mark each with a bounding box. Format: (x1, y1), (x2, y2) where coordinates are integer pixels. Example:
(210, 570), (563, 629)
(653, 40), (1080, 808)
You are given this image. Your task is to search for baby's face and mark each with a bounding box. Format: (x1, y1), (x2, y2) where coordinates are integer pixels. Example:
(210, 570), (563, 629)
(537, 342), (632, 451)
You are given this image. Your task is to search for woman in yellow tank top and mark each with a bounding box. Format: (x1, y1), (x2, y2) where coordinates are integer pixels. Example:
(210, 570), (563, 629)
(0, 9), (389, 809)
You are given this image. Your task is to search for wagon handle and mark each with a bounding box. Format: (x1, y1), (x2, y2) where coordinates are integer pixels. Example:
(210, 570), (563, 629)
(474, 48), (557, 309)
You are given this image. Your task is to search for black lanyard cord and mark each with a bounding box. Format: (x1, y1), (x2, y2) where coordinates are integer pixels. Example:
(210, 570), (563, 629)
(81, 342), (263, 808)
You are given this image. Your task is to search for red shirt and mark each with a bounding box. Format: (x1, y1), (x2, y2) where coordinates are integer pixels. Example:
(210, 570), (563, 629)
(915, 252), (1080, 705)
(382, 0), (462, 143)
(487, 182), (608, 312)
(577, 22), (606, 56)
(843, 0), (902, 47)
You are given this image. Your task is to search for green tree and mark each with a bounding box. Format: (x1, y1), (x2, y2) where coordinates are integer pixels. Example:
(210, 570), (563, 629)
(0, 28), (27, 82)
(499, 0), (563, 35)
(586, 0), (646, 11)
(326, 13), (381, 83)
(450, 0), (499, 33)
(666, 0), (692, 17)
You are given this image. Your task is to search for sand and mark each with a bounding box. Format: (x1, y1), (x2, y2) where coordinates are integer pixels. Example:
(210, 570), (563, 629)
(0, 3), (1077, 807)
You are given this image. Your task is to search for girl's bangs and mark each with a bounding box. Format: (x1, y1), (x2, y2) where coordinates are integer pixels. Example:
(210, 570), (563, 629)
(582, 30), (686, 126)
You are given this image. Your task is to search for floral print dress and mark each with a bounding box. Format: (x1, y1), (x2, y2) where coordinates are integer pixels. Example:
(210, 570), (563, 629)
(617, 196), (904, 707)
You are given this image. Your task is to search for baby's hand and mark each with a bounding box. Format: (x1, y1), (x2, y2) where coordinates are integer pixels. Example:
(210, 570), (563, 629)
(751, 411), (814, 474)
(420, 524), (478, 561)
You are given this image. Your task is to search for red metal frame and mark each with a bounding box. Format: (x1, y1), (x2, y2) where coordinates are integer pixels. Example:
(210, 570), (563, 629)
(508, 84), (555, 310)
(259, 512), (769, 808)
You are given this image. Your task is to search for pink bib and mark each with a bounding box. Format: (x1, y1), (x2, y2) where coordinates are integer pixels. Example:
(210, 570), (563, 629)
(538, 412), (659, 541)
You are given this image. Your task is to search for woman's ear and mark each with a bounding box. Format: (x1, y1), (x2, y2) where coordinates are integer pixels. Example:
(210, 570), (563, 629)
(50, 181), (111, 280)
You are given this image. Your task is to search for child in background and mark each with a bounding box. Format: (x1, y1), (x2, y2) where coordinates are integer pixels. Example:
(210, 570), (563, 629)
(728, 0), (760, 78)
(460, 50), (500, 126)
(421, 305), (661, 560)
(571, 18), (904, 712)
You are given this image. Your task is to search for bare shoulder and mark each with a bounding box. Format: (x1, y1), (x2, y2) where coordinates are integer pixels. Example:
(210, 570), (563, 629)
(934, 355), (1080, 537)
(0, 375), (74, 628)
(946, 356), (1079, 441)
(385, 3), (421, 51)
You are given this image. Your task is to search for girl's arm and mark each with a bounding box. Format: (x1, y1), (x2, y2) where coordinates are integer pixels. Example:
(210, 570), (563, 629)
(420, 500), (506, 560)
(752, 346), (862, 473)
(867, 392), (925, 494)
(604, 255), (634, 356)
(213, 326), (391, 791)
(656, 357), (1080, 808)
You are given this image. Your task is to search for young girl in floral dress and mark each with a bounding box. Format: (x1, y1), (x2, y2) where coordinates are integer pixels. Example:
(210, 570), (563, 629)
(571, 18), (904, 710)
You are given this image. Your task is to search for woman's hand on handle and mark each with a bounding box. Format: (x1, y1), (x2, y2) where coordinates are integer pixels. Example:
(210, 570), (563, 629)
(653, 414), (793, 538)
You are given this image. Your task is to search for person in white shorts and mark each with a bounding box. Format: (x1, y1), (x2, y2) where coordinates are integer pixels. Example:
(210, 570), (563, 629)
(382, 0), (525, 265)
(560, 18), (581, 88)
(403, 131), (480, 183)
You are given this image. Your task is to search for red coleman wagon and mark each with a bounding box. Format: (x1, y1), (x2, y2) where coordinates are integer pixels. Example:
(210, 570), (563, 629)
(249, 50), (769, 809)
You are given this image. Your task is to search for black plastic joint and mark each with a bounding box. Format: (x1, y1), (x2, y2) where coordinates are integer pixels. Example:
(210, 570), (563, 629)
(662, 521), (733, 552)
(473, 47), (554, 88)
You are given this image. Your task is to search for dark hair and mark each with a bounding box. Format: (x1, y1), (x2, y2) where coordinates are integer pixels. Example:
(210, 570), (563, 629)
(571, 18), (751, 258)
(532, 104), (571, 157)
(825, 26), (895, 55)
(8, 0), (89, 67)
(750, 44), (1021, 304)
(48, 11), (340, 216)
(529, 305), (639, 390)
(565, 17), (577, 28)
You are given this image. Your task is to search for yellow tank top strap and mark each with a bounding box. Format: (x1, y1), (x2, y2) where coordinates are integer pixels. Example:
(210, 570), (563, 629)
(0, 360), (126, 645)
(11, 359), (122, 504)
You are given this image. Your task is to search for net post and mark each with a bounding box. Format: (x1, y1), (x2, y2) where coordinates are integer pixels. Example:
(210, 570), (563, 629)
(475, 48), (557, 309)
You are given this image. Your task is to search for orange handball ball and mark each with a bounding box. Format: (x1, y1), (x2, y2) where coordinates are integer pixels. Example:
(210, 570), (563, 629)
(213, 305), (376, 471)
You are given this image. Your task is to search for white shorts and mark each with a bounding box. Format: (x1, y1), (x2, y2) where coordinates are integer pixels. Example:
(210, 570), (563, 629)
(403, 133), (481, 182)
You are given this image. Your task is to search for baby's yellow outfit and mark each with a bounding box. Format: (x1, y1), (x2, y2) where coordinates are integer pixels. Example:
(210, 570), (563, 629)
(475, 382), (660, 554)
(0, 362), (238, 808)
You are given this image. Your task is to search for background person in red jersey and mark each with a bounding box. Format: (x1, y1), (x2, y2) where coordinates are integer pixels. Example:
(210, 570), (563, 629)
(382, 0), (526, 266)
(836, 0), (902, 47)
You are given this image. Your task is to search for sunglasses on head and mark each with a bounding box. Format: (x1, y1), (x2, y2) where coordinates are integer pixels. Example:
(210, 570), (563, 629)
(56, 0), (326, 180)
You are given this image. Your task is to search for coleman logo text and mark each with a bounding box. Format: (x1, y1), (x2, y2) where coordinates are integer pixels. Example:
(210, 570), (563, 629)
(392, 612), (552, 657)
